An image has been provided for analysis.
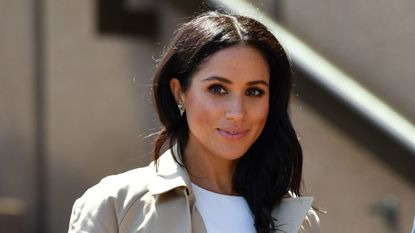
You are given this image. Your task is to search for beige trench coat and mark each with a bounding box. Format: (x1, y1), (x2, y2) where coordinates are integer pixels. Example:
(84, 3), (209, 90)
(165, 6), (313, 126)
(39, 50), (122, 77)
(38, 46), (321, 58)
(68, 149), (320, 233)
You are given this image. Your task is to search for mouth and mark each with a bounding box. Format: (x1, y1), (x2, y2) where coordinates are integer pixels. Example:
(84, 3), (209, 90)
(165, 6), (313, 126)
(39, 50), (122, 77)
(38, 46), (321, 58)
(217, 128), (249, 141)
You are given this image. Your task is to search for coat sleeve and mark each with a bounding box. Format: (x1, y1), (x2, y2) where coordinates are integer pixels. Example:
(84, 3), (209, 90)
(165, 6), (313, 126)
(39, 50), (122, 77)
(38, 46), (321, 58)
(68, 179), (119, 233)
(67, 167), (151, 233)
(298, 208), (320, 233)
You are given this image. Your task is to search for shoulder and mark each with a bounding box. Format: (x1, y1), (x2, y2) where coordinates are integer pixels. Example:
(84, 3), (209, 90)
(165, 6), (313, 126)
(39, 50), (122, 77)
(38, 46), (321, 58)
(271, 196), (320, 233)
(68, 164), (155, 233)
(284, 193), (320, 233)
(299, 208), (320, 233)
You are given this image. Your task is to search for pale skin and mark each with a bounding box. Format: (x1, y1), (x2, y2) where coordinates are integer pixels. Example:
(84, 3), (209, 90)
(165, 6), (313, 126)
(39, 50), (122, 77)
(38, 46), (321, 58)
(170, 45), (270, 195)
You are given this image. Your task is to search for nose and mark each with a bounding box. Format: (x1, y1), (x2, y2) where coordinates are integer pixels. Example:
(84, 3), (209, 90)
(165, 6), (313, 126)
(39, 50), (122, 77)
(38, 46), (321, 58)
(225, 95), (245, 120)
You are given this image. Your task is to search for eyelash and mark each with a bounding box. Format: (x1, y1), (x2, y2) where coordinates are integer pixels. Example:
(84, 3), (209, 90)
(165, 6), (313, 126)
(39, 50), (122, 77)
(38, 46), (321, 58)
(207, 84), (265, 97)
(208, 85), (227, 95)
(246, 88), (265, 97)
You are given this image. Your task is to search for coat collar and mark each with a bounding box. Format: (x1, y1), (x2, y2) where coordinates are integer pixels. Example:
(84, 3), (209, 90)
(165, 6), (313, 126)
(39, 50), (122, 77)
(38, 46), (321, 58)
(146, 147), (314, 233)
(147, 147), (192, 196)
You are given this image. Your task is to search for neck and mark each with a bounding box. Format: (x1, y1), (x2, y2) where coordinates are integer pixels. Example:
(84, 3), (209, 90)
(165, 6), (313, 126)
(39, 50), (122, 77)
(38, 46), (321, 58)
(183, 144), (238, 195)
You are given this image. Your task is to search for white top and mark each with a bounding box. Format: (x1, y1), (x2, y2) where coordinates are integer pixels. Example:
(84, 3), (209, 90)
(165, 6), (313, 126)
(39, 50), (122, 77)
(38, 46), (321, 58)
(191, 183), (256, 233)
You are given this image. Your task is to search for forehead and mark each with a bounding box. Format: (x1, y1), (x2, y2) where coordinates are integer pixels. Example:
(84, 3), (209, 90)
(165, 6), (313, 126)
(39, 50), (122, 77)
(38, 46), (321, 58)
(192, 45), (270, 82)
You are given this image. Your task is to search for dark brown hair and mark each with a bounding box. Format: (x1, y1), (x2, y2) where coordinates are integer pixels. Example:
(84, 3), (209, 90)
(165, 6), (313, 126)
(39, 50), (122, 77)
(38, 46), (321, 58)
(152, 11), (302, 233)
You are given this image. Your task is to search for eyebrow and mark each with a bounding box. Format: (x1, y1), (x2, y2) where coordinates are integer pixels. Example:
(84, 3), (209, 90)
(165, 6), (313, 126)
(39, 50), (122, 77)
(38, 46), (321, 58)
(202, 76), (269, 87)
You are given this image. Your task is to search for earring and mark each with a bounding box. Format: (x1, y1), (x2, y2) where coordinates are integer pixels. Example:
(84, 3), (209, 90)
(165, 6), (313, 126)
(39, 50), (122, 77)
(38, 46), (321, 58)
(177, 103), (185, 116)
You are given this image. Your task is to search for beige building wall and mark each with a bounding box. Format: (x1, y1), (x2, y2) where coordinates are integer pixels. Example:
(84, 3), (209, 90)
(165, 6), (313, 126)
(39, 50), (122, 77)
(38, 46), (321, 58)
(45, 1), (156, 232)
(44, 1), (187, 232)
(0, 0), (37, 232)
(291, 98), (415, 233)
(281, 0), (415, 122)
(278, 1), (415, 231)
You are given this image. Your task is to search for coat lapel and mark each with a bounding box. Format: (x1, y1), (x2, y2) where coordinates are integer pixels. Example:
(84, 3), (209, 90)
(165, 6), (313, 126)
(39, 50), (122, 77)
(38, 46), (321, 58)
(146, 149), (207, 233)
(147, 148), (191, 195)
(146, 149), (312, 233)
(191, 203), (208, 233)
(272, 197), (314, 233)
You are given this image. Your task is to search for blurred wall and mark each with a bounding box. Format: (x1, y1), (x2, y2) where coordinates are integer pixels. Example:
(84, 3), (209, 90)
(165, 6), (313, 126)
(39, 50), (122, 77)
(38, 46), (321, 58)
(291, 98), (415, 233)
(0, 0), (37, 232)
(277, 1), (415, 231)
(44, 1), (190, 232)
(281, 0), (415, 122)
(44, 0), (156, 232)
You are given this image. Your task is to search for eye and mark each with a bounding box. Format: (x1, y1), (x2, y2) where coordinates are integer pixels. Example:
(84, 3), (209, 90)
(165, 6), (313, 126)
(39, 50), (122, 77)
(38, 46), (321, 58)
(208, 84), (227, 95)
(246, 88), (265, 97)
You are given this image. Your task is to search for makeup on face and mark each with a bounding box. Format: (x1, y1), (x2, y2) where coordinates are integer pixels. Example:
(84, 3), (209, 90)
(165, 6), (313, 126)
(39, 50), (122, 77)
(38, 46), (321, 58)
(181, 45), (270, 162)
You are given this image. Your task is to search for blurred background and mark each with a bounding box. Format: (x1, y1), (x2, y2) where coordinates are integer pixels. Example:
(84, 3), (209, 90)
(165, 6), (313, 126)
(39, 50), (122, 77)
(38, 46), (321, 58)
(1, 0), (414, 232)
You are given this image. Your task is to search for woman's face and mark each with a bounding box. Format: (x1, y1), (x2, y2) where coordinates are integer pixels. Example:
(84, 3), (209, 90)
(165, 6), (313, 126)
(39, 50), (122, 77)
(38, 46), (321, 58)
(171, 45), (270, 162)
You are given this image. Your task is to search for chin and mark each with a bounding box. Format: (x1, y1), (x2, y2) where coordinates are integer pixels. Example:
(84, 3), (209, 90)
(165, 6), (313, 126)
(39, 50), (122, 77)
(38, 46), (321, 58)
(215, 147), (250, 161)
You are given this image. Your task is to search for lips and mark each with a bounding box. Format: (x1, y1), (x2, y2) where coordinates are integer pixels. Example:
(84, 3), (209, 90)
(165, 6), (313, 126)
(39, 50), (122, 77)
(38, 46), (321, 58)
(217, 128), (249, 141)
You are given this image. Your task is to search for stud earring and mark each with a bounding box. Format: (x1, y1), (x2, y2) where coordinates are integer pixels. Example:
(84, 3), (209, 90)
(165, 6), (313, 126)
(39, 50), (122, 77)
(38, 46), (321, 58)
(177, 103), (185, 116)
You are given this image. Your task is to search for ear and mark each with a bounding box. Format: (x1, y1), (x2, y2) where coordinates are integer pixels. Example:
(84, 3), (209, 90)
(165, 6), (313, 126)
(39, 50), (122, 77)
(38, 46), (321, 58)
(169, 78), (185, 104)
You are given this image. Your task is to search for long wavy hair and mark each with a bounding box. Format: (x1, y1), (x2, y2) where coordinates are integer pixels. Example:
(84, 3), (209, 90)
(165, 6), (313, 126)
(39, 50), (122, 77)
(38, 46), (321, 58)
(152, 11), (303, 233)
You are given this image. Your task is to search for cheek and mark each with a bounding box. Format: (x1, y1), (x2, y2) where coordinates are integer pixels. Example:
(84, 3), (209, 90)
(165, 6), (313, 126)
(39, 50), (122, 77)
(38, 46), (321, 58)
(185, 93), (219, 125)
(252, 97), (269, 114)
(252, 100), (269, 128)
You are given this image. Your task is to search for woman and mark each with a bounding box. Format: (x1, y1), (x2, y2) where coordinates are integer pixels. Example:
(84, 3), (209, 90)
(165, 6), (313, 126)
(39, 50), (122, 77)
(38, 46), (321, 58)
(68, 11), (319, 233)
